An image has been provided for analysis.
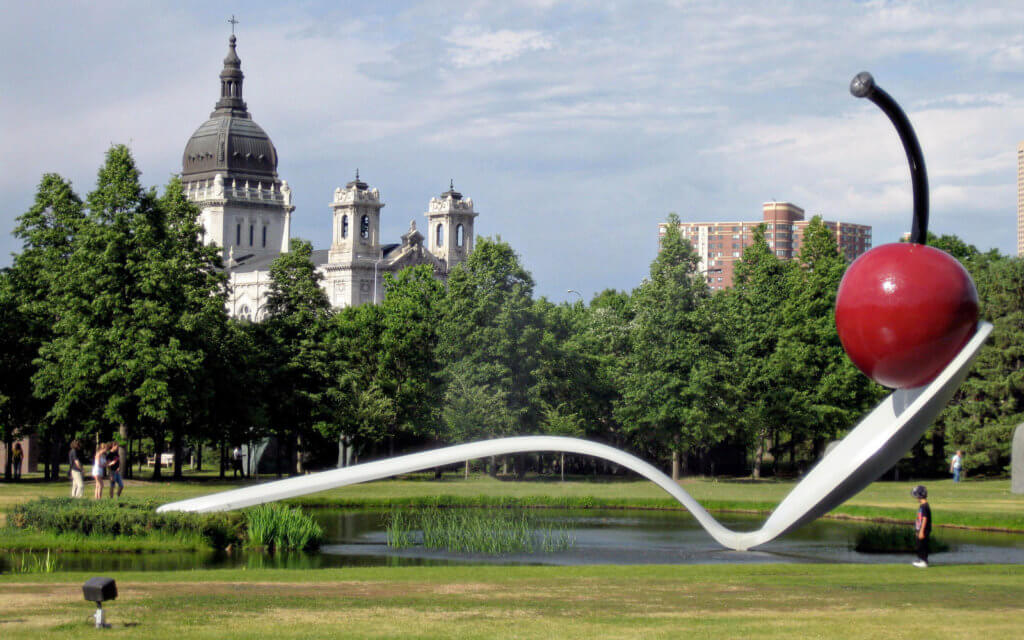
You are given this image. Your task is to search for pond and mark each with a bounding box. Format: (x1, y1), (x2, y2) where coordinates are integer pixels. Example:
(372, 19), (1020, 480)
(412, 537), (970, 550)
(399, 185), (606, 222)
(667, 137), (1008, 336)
(7, 508), (1024, 572)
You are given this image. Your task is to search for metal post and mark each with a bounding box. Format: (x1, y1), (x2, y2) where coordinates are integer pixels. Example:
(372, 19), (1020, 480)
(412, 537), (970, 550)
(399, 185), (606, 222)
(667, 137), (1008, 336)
(373, 253), (384, 304)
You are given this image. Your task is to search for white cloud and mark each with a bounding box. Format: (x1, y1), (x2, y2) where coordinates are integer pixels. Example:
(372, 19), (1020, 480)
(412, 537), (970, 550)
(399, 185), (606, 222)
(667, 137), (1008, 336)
(445, 27), (553, 68)
(3, 0), (1023, 300)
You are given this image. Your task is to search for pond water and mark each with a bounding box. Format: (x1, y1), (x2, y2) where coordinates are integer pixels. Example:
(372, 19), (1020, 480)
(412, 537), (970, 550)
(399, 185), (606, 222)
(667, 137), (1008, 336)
(7, 508), (1024, 572)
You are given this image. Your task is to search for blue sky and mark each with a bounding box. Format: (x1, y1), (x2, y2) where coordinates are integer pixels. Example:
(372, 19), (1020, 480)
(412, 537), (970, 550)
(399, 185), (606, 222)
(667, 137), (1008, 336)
(3, 1), (1023, 301)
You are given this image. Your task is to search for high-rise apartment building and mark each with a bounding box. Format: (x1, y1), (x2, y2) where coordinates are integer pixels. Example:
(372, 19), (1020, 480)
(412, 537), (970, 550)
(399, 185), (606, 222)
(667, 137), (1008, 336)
(658, 202), (872, 290)
(1017, 141), (1024, 256)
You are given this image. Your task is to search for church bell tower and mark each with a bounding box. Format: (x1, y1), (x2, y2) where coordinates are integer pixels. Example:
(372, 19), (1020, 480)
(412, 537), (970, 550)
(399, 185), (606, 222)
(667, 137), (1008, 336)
(328, 171), (385, 263)
(425, 181), (477, 272)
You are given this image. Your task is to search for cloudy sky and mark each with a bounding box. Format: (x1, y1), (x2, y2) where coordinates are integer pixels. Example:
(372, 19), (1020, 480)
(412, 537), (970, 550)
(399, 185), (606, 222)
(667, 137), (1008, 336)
(3, 1), (1023, 301)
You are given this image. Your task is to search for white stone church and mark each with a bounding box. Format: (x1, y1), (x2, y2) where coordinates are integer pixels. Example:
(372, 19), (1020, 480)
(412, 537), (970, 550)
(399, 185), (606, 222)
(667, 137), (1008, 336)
(180, 35), (478, 320)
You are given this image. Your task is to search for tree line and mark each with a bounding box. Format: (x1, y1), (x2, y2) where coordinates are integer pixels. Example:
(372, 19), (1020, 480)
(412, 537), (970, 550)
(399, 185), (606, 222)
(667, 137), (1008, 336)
(2, 146), (1021, 482)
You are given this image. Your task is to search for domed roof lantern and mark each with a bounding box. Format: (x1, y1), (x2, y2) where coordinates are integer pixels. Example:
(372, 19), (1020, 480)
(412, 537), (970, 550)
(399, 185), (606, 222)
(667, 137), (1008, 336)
(181, 31), (279, 182)
(440, 179), (462, 201)
(214, 34), (248, 116)
(346, 169), (369, 191)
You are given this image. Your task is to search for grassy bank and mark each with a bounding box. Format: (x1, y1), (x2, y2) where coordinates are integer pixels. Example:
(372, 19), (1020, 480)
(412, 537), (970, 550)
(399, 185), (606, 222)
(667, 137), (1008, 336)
(3, 474), (1022, 532)
(1, 498), (322, 553)
(2, 564), (1023, 638)
(0, 528), (210, 553)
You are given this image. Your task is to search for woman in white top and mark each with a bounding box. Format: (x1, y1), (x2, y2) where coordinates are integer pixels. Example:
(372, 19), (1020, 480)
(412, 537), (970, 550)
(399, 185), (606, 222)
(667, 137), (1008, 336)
(92, 443), (108, 500)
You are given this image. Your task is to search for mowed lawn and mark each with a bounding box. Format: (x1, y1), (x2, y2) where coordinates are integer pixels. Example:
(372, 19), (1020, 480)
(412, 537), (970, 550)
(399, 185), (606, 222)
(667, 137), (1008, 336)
(2, 472), (1021, 529)
(2, 564), (1023, 639)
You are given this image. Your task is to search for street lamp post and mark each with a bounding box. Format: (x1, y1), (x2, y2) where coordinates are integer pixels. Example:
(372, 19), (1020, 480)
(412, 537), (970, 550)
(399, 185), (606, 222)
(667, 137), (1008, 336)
(699, 267), (723, 284)
(561, 286), (585, 483)
(373, 252), (384, 304)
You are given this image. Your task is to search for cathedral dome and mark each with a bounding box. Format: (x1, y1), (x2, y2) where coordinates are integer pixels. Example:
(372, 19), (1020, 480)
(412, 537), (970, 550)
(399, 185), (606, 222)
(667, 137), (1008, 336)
(182, 35), (279, 183)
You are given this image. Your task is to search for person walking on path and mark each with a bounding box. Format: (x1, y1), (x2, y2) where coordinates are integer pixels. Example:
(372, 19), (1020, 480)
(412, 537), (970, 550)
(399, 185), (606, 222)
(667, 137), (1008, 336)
(950, 450), (964, 483)
(92, 442), (108, 500)
(68, 440), (84, 498)
(106, 441), (124, 498)
(912, 485), (931, 568)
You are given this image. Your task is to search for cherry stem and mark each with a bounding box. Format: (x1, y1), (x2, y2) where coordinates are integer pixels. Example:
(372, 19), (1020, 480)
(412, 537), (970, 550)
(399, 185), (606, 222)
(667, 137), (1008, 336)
(850, 72), (929, 245)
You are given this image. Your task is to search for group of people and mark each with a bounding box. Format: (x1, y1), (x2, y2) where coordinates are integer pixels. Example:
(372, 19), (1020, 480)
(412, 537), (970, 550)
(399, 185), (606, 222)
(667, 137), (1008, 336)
(67, 440), (124, 499)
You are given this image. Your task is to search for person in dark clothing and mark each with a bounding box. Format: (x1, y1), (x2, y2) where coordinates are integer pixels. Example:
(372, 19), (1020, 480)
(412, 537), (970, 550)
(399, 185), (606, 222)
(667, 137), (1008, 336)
(12, 443), (23, 480)
(106, 442), (124, 498)
(911, 485), (931, 568)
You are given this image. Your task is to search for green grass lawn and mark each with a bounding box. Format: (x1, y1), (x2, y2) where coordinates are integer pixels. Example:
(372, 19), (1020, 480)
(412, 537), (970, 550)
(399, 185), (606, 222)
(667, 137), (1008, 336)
(2, 564), (1023, 639)
(3, 471), (1022, 531)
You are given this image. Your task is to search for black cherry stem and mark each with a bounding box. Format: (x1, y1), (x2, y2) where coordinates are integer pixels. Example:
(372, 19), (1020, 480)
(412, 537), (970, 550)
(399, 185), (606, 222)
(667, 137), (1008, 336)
(850, 72), (929, 245)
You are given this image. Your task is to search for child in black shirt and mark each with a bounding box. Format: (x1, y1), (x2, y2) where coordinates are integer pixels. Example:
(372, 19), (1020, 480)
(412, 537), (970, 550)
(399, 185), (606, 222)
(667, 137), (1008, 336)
(912, 485), (931, 568)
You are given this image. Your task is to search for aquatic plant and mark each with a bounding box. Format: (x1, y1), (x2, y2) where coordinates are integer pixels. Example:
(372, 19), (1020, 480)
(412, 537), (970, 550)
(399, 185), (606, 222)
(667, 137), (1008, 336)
(853, 524), (950, 553)
(385, 508), (575, 554)
(244, 504), (323, 551)
(7, 549), (59, 574)
(385, 510), (415, 549)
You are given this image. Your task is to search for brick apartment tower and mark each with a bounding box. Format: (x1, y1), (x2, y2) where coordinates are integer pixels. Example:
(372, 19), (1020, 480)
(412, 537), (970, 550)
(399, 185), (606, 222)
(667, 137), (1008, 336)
(1018, 142), (1024, 256)
(658, 202), (872, 290)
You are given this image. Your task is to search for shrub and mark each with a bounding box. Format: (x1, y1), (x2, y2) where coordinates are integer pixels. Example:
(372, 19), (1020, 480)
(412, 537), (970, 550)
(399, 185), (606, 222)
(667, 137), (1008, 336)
(7, 498), (244, 550)
(853, 525), (950, 553)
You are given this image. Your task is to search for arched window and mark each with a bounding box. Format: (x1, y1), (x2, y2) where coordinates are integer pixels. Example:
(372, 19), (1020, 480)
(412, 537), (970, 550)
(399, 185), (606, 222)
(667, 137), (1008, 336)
(456, 224), (464, 247)
(262, 226), (267, 248)
(239, 305), (252, 322)
(249, 224), (254, 246)
(360, 215), (370, 239)
(236, 223), (241, 245)
(341, 215), (349, 239)
(436, 224), (444, 247)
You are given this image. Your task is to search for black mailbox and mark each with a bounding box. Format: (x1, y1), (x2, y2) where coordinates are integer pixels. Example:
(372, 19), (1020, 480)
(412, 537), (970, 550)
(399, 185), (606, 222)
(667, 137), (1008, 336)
(83, 577), (117, 603)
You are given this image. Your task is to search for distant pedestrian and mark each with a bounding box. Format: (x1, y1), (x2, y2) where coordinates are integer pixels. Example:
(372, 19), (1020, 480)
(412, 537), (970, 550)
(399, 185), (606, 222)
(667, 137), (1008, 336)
(11, 443), (23, 480)
(232, 446), (244, 478)
(911, 485), (931, 568)
(92, 442), (108, 500)
(68, 440), (84, 498)
(950, 450), (964, 483)
(106, 441), (124, 498)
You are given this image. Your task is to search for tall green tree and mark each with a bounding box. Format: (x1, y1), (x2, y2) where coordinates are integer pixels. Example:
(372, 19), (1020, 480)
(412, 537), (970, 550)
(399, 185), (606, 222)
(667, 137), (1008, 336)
(618, 213), (730, 479)
(941, 254), (1024, 472)
(33, 146), (229, 478)
(771, 217), (882, 467)
(0, 271), (31, 478)
(439, 237), (543, 438)
(377, 265), (446, 443)
(34, 147), (147, 447)
(206, 319), (270, 476)
(724, 225), (796, 477)
(261, 238), (332, 474)
(320, 303), (392, 461)
(150, 176), (230, 477)
(4, 174), (86, 477)
(573, 289), (634, 447)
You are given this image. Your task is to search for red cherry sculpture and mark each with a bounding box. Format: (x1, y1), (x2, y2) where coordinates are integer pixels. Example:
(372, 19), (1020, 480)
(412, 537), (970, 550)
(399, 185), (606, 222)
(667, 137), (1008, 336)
(835, 243), (978, 389)
(836, 73), (980, 389)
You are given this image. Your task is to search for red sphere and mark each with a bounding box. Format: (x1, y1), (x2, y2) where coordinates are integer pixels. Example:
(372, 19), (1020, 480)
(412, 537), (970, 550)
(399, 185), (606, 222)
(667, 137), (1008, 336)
(835, 243), (978, 389)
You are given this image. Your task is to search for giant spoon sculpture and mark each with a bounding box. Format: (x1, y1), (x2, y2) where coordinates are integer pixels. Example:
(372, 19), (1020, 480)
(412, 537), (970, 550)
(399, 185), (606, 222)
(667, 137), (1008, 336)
(161, 74), (991, 551)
